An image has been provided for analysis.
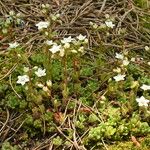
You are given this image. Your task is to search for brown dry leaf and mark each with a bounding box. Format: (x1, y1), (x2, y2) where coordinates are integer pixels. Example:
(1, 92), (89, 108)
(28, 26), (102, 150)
(80, 107), (92, 113)
(131, 135), (141, 147)
(54, 112), (64, 123)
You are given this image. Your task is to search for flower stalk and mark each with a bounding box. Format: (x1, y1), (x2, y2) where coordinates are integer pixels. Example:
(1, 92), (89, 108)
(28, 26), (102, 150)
(73, 56), (81, 98)
(62, 53), (68, 106)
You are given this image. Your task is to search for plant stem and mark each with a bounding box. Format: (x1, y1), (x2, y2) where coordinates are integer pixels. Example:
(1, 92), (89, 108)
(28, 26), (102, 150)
(43, 45), (52, 97)
(62, 53), (68, 106)
(73, 56), (81, 98)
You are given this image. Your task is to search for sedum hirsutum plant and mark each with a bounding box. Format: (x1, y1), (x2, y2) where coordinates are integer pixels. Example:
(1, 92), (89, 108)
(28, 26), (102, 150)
(0, 3), (150, 149)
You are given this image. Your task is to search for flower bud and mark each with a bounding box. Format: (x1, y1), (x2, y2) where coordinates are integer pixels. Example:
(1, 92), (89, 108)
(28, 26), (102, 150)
(43, 86), (49, 92)
(71, 50), (77, 53)
(46, 80), (52, 87)
(9, 11), (15, 16)
(63, 43), (70, 49)
(131, 81), (139, 89)
(101, 95), (106, 100)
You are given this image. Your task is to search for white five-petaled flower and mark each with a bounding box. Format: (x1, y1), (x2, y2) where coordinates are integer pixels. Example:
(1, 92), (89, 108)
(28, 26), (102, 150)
(45, 40), (54, 46)
(105, 21), (115, 28)
(115, 53), (124, 60)
(77, 34), (86, 41)
(17, 75), (29, 85)
(35, 21), (49, 30)
(49, 44), (61, 54)
(35, 68), (46, 77)
(8, 42), (19, 49)
(113, 74), (126, 82)
(140, 84), (150, 91)
(136, 96), (149, 107)
(61, 36), (73, 44)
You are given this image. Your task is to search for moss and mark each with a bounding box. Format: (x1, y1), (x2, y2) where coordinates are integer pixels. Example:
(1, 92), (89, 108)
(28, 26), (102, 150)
(108, 136), (150, 150)
(134, 0), (149, 8)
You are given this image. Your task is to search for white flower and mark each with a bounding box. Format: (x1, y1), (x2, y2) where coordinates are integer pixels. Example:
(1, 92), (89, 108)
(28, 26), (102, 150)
(35, 21), (49, 30)
(136, 96), (149, 107)
(144, 46), (149, 51)
(113, 74), (126, 82)
(148, 62), (150, 66)
(77, 34), (86, 41)
(17, 75), (29, 85)
(23, 67), (29, 73)
(140, 84), (150, 91)
(105, 21), (115, 28)
(35, 68), (46, 77)
(61, 36), (73, 44)
(59, 48), (65, 57)
(49, 44), (61, 54)
(115, 53), (124, 60)
(8, 42), (19, 49)
(46, 40), (54, 46)
(46, 80), (52, 87)
(123, 59), (130, 66)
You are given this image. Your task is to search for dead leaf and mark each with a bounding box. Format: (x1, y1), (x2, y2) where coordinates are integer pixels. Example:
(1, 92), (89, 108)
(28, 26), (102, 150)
(54, 112), (64, 123)
(80, 107), (92, 113)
